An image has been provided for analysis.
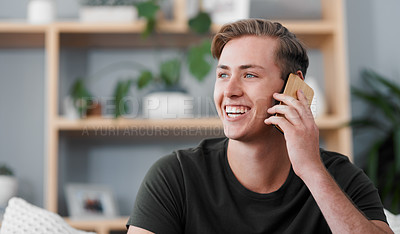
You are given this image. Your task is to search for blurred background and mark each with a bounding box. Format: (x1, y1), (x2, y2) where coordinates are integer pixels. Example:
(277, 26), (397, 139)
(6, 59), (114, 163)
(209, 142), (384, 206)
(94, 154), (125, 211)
(1, 0), (400, 232)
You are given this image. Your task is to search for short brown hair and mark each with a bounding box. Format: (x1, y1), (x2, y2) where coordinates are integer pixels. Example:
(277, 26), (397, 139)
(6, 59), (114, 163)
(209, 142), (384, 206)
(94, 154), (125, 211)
(211, 18), (309, 79)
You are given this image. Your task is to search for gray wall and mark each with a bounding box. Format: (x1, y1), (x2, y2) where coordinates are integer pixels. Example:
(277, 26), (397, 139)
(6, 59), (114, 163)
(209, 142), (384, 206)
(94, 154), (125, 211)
(1, 0), (400, 213)
(346, 0), (400, 165)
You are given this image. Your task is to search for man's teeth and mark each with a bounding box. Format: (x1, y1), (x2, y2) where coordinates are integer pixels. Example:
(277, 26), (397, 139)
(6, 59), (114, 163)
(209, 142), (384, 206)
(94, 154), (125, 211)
(226, 106), (249, 118)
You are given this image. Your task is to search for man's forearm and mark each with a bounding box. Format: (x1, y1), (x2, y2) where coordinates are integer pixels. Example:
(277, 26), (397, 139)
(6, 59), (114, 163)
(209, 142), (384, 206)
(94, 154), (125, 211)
(301, 166), (392, 234)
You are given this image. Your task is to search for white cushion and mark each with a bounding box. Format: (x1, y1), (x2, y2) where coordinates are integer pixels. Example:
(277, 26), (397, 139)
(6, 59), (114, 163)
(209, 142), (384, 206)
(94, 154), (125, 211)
(0, 197), (94, 234)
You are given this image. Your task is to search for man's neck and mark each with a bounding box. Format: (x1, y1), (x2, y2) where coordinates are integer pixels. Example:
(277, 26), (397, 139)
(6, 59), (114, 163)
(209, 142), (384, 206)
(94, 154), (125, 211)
(227, 132), (291, 194)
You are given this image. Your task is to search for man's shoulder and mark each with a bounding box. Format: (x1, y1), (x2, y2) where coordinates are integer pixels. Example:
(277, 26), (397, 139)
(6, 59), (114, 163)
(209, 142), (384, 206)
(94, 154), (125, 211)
(153, 137), (228, 170)
(319, 148), (351, 166)
(175, 137), (228, 156)
(319, 148), (363, 181)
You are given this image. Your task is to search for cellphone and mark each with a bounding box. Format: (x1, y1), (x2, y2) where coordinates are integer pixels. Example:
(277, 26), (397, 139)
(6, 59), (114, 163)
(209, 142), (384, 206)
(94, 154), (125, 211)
(274, 73), (314, 133)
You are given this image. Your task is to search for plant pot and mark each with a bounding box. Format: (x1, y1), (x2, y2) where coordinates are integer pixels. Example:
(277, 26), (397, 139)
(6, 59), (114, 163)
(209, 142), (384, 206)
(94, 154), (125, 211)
(27, 0), (55, 24)
(0, 176), (18, 208)
(202, 0), (250, 25)
(142, 91), (194, 119)
(79, 6), (138, 22)
(86, 102), (102, 117)
(63, 96), (80, 120)
(249, 0), (322, 20)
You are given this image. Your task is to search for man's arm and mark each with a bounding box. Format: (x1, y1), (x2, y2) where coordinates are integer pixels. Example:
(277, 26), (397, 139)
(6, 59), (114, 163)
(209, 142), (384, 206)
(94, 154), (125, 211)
(265, 90), (393, 233)
(127, 225), (154, 234)
(300, 162), (393, 233)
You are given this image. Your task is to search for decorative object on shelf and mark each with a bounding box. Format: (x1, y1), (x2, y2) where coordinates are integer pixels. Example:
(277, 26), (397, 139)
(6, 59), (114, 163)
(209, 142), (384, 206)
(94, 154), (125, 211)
(113, 79), (133, 118)
(0, 197), (95, 234)
(79, 0), (138, 23)
(70, 78), (94, 118)
(86, 100), (102, 117)
(27, 0), (55, 24)
(203, 0), (250, 25)
(63, 96), (80, 120)
(65, 183), (118, 220)
(138, 58), (194, 119)
(249, 0), (321, 20)
(142, 89), (194, 119)
(0, 164), (18, 213)
(305, 76), (327, 118)
(350, 69), (400, 214)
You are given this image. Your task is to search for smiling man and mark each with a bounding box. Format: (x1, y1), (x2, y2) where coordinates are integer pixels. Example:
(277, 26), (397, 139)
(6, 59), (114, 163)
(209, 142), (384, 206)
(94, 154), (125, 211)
(127, 19), (393, 233)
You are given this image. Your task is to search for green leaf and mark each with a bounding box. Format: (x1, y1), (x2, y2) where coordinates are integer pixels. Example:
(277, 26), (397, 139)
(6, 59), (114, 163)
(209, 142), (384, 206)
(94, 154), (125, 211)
(382, 165), (396, 204)
(349, 118), (388, 133)
(394, 128), (400, 173)
(114, 79), (132, 118)
(135, 1), (159, 38)
(352, 86), (396, 124)
(141, 18), (156, 38)
(188, 11), (212, 34)
(363, 69), (400, 100)
(392, 186), (400, 214)
(188, 40), (212, 81)
(160, 59), (181, 87)
(367, 139), (383, 186)
(137, 70), (153, 89)
(135, 1), (159, 19)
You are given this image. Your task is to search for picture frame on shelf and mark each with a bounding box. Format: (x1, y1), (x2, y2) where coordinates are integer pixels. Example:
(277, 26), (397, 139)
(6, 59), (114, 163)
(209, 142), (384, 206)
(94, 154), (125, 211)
(65, 183), (118, 220)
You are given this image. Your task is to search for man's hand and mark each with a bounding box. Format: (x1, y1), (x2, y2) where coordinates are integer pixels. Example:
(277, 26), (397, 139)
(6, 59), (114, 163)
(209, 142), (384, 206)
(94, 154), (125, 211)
(264, 90), (393, 233)
(264, 89), (322, 178)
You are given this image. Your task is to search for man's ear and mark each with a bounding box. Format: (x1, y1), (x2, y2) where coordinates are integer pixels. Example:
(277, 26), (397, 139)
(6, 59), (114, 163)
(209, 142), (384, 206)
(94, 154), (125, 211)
(296, 70), (305, 80)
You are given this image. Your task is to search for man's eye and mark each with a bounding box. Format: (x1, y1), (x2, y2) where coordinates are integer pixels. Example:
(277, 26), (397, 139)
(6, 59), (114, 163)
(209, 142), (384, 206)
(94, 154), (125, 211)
(219, 73), (229, 78)
(245, 74), (255, 78)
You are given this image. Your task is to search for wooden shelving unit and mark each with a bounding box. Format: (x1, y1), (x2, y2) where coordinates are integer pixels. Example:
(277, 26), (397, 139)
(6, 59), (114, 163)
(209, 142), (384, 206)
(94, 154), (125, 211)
(0, 0), (351, 233)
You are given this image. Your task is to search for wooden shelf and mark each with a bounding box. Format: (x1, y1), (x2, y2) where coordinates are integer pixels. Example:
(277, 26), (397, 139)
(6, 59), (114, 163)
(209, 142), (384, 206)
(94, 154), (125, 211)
(65, 216), (129, 234)
(54, 116), (347, 131)
(0, 22), (46, 48)
(0, 22), (47, 32)
(0, 20), (335, 48)
(55, 117), (223, 131)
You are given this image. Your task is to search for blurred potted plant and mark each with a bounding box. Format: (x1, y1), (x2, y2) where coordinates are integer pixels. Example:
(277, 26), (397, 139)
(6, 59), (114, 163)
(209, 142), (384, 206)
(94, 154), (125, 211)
(79, 0), (138, 22)
(138, 58), (195, 119)
(350, 69), (400, 214)
(69, 78), (97, 118)
(0, 164), (18, 209)
(136, 0), (213, 80)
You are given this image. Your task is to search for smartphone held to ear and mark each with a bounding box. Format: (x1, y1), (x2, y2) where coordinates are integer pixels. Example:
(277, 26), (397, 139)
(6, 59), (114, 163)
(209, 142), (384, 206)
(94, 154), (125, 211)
(275, 73), (314, 133)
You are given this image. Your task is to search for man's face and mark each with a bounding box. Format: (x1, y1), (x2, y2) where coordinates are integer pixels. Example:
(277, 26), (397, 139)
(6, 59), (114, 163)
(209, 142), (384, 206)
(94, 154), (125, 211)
(214, 35), (285, 141)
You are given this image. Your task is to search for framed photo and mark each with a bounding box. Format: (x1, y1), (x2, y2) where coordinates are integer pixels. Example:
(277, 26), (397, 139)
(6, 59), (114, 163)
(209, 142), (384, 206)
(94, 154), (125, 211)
(65, 183), (118, 219)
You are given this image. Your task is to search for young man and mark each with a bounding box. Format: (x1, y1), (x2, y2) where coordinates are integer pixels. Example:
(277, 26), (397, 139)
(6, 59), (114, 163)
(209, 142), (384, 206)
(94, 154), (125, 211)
(127, 19), (393, 233)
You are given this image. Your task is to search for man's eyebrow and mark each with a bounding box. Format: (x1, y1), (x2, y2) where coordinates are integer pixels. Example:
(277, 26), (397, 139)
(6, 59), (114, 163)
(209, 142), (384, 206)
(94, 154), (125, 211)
(239, 64), (265, 70)
(217, 64), (229, 69)
(217, 64), (265, 70)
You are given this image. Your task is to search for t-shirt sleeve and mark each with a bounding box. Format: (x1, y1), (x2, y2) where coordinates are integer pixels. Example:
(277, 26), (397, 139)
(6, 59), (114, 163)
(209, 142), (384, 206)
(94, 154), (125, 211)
(325, 151), (388, 223)
(126, 153), (185, 233)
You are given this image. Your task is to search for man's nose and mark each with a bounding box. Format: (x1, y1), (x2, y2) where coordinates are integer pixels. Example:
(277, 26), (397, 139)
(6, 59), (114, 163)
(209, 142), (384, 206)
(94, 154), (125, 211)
(224, 76), (243, 98)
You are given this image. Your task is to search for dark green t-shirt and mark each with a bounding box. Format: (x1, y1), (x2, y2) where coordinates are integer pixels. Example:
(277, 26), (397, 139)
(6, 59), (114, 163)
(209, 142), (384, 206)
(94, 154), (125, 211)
(127, 137), (387, 233)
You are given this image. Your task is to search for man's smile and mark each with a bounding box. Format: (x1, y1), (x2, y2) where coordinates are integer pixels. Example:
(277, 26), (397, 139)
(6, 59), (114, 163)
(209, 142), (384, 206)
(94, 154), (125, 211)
(224, 105), (251, 119)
